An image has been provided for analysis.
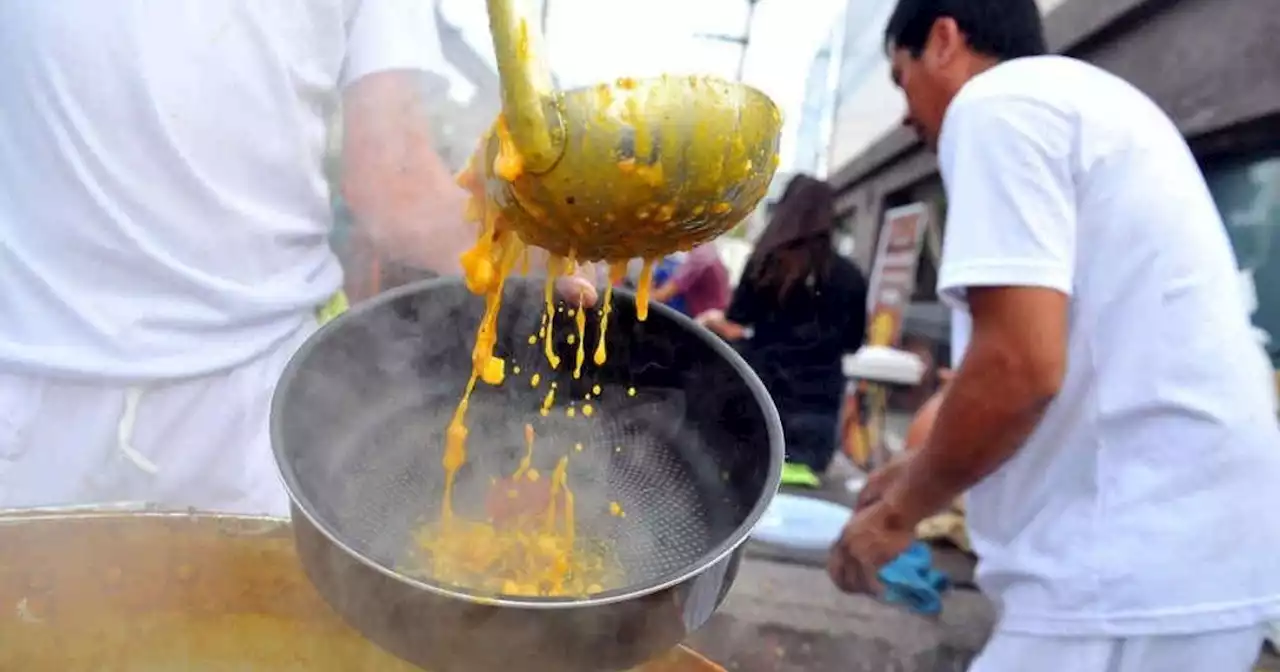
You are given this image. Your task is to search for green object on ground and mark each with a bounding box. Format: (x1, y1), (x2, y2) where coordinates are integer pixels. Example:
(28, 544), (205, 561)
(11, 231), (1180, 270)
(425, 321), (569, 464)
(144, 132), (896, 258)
(781, 462), (822, 488)
(317, 291), (350, 326)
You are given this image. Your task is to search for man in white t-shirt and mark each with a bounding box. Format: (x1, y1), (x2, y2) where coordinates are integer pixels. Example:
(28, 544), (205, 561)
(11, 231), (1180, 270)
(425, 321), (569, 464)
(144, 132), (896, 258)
(0, 2), (594, 517)
(826, 1), (1280, 669)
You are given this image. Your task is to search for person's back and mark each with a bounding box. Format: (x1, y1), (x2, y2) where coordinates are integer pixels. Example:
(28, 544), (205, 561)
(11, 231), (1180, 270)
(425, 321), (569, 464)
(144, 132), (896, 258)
(728, 252), (867, 482)
(0, 1), (456, 515)
(733, 253), (867, 414)
(943, 54), (1280, 633)
(0, 0), (417, 380)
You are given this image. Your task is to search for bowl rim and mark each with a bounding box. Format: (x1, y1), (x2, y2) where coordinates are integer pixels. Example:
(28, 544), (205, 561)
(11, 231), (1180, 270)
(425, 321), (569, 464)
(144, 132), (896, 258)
(269, 275), (784, 610)
(556, 74), (781, 110)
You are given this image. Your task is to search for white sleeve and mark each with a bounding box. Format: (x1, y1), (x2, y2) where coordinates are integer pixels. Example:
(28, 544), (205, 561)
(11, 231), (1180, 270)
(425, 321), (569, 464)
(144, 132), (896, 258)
(936, 95), (1077, 310)
(341, 0), (450, 87)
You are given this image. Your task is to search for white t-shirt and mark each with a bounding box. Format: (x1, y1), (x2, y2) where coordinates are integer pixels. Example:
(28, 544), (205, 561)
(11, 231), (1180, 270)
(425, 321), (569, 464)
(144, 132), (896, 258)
(939, 56), (1280, 637)
(0, 1), (448, 381)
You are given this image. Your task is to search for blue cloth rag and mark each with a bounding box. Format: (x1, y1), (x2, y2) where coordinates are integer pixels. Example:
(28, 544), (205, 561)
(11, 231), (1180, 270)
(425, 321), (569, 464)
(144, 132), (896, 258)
(877, 541), (950, 616)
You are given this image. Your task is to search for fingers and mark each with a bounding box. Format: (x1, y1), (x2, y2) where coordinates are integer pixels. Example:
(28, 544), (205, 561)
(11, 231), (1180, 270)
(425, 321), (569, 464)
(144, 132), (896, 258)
(855, 484), (883, 512)
(863, 568), (884, 597)
(555, 276), (598, 309)
(828, 507), (903, 598)
(855, 470), (889, 511)
(856, 458), (908, 511)
(695, 309), (725, 326)
(556, 261), (600, 308)
(826, 541), (882, 596)
(826, 546), (855, 592)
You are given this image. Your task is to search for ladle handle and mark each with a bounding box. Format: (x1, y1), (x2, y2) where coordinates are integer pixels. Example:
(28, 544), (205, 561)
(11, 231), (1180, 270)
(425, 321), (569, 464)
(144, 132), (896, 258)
(486, 0), (565, 174)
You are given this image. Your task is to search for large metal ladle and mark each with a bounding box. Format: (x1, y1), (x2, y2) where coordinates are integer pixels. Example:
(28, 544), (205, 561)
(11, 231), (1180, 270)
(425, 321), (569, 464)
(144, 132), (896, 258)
(479, 0), (783, 262)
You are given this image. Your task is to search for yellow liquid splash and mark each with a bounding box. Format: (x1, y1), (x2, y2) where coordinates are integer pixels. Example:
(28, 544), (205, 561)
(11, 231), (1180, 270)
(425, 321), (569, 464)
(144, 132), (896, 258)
(636, 258), (655, 321)
(415, 117), (666, 599)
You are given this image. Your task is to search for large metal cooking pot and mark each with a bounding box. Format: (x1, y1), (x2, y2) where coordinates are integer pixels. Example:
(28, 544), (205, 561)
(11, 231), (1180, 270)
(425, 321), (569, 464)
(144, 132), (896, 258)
(0, 506), (726, 672)
(271, 277), (783, 672)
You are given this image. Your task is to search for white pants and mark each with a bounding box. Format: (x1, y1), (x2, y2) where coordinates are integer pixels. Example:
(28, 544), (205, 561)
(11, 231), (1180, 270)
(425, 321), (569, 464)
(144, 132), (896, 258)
(969, 626), (1266, 672)
(0, 323), (316, 518)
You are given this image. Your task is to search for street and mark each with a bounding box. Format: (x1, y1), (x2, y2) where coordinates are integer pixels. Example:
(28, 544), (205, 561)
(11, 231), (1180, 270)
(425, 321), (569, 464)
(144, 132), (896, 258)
(689, 426), (997, 672)
(690, 556), (994, 672)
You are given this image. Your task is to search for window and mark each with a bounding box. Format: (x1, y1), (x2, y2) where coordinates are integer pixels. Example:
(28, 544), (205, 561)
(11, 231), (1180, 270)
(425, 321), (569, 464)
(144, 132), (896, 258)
(1204, 153), (1280, 367)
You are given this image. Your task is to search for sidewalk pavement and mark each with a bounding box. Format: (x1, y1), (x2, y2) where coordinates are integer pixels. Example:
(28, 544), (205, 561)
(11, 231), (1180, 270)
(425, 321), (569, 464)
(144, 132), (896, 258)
(692, 555), (1278, 671)
(687, 411), (995, 671)
(687, 557), (995, 672)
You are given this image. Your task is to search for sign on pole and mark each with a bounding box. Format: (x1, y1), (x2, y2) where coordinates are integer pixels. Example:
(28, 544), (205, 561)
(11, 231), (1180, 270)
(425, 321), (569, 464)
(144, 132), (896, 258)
(840, 203), (930, 473)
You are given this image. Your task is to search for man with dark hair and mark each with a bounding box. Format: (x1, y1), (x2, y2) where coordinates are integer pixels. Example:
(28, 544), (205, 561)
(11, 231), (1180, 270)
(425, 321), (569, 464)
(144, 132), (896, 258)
(827, 0), (1280, 669)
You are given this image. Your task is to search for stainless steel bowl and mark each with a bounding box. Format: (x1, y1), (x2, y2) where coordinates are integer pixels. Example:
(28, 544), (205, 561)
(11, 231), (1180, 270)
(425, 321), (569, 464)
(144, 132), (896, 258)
(270, 277), (784, 672)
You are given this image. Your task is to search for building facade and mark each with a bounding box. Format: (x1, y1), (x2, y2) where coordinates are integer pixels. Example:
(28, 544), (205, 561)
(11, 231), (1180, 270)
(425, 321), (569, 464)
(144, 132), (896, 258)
(828, 0), (1280, 376)
(790, 40), (834, 176)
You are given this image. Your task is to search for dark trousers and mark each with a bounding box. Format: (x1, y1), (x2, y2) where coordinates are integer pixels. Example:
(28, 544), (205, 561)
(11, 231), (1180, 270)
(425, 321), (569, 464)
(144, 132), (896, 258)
(781, 411), (839, 473)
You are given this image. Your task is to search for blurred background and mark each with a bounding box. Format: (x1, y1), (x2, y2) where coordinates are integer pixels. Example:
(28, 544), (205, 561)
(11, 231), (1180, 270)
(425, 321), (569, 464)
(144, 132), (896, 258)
(330, 0), (1279, 409)
(310, 0), (1280, 667)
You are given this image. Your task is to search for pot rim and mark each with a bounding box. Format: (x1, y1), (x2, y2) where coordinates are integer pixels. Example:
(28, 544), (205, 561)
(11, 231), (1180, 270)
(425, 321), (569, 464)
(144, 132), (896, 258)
(270, 275), (783, 610)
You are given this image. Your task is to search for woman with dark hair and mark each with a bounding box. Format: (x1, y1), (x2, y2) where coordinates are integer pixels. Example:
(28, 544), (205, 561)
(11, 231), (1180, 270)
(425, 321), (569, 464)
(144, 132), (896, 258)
(700, 175), (869, 487)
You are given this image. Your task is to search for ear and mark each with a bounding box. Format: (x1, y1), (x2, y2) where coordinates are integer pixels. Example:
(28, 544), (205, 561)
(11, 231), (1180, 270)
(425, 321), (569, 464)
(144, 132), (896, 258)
(924, 17), (965, 67)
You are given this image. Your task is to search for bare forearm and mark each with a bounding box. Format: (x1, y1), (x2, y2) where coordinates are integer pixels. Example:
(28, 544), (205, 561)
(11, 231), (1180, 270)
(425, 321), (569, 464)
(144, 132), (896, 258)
(704, 316), (747, 340)
(340, 72), (474, 276)
(347, 182), (471, 276)
(884, 343), (1055, 526)
(651, 280), (679, 303)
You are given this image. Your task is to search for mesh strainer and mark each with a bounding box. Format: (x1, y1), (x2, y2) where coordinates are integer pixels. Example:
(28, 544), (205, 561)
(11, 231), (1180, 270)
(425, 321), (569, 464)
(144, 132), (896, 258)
(271, 276), (782, 672)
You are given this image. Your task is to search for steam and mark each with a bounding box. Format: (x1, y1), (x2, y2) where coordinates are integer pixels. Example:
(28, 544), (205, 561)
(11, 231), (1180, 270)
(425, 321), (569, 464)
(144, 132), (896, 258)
(279, 272), (758, 598)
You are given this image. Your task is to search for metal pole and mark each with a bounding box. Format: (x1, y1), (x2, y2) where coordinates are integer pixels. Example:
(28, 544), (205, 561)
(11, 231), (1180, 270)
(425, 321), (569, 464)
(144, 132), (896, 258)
(735, 0), (759, 82)
(540, 0), (551, 35)
(816, 2), (848, 178)
(694, 0), (760, 83)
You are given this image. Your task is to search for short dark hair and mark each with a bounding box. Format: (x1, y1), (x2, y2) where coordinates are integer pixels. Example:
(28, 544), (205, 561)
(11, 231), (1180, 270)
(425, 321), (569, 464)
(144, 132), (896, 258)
(885, 0), (1048, 60)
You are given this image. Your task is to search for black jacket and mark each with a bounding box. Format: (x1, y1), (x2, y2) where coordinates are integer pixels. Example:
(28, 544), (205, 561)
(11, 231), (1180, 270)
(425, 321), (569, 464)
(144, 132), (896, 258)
(727, 256), (868, 417)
